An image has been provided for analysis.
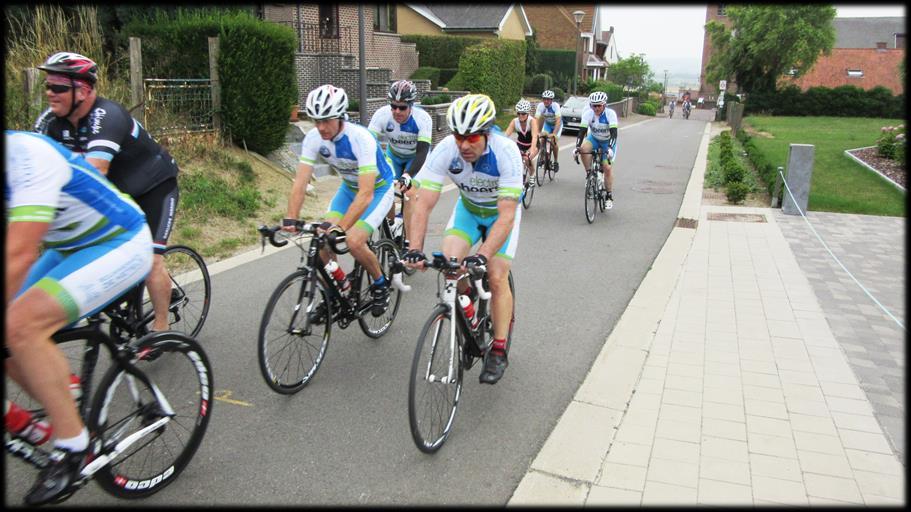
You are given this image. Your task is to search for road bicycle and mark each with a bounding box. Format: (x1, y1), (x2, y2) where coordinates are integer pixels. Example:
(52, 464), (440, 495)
(520, 151), (536, 209)
(107, 244), (211, 339)
(256, 221), (406, 394)
(535, 133), (556, 185)
(668, 105), (675, 118)
(378, 177), (416, 276)
(683, 103), (691, 120)
(402, 251), (515, 453)
(5, 285), (213, 503)
(575, 147), (611, 223)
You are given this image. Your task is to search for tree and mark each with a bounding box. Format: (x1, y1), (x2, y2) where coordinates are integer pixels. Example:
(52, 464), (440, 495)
(705, 5), (836, 95)
(606, 53), (653, 92)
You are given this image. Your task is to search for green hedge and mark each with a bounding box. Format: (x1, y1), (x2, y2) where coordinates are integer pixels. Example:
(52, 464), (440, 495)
(536, 49), (575, 80)
(529, 73), (553, 94)
(439, 68), (459, 88)
(736, 130), (778, 195)
(457, 39), (526, 115)
(638, 103), (657, 116)
(745, 84), (903, 118)
(125, 11), (296, 154)
(410, 66), (441, 88)
(589, 81), (625, 103)
(401, 34), (487, 68)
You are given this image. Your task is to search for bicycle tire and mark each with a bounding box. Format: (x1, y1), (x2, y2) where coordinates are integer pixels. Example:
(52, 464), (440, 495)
(142, 245), (211, 338)
(408, 304), (463, 453)
(258, 270), (331, 394)
(358, 240), (403, 338)
(522, 173), (535, 209)
(90, 331), (212, 499)
(584, 174), (597, 224)
(534, 154), (545, 188)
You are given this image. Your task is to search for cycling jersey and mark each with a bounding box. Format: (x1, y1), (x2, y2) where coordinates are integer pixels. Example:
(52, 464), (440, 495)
(6, 130), (152, 323)
(535, 101), (561, 126)
(580, 107), (618, 142)
(415, 132), (524, 218)
(367, 105), (432, 158)
(300, 122), (395, 191)
(34, 97), (179, 198)
(513, 118), (534, 150)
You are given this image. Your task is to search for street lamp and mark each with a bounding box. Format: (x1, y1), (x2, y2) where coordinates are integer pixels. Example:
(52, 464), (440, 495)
(572, 10), (584, 95)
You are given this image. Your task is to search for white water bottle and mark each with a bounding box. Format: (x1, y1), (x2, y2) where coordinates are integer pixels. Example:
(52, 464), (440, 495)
(325, 260), (351, 295)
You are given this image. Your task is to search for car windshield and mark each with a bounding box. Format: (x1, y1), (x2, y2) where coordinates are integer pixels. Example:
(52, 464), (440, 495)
(564, 97), (588, 108)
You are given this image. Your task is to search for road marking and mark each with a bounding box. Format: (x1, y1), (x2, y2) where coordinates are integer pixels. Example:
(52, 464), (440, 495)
(213, 389), (253, 407)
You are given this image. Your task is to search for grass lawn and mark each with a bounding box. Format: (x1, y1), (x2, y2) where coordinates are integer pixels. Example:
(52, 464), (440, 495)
(742, 116), (905, 216)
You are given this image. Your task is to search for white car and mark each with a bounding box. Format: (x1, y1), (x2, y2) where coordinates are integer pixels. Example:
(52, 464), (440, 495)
(558, 95), (589, 133)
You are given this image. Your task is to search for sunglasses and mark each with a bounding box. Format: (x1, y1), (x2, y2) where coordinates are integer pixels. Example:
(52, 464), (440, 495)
(453, 133), (484, 144)
(591, 103), (605, 108)
(390, 103), (410, 111)
(45, 83), (73, 94)
(518, 112), (528, 116)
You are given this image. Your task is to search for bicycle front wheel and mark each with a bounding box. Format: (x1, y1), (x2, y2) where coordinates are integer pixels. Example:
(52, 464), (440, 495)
(358, 240), (403, 339)
(258, 270), (332, 394)
(90, 331), (212, 499)
(584, 174), (597, 224)
(522, 175), (535, 209)
(534, 154), (545, 188)
(145, 245), (211, 338)
(408, 305), (463, 453)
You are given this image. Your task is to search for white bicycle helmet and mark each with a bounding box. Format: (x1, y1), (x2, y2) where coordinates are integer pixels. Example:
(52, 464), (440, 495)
(447, 94), (496, 135)
(388, 80), (418, 103)
(515, 99), (531, 114)
(305, 84), (348, 120)
(589, 91), (608, 105)
(541, 90), (555, 99)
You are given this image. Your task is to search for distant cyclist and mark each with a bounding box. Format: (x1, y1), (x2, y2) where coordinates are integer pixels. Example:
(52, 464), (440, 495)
(405, 94), (523, 384)
(34, 52), (179, 333)
(668, 98), (676, 118)
(286, 84), (396, 316)
(367, 80), (432, 237)
(573, 91), (618, 209)
(5, 130), (153, 505)
(534, 90), (562, 173)
(503, 99), (539, 184)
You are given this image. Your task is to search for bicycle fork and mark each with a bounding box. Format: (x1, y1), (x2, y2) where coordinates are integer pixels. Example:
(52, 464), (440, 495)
(424, 278), (459, 386)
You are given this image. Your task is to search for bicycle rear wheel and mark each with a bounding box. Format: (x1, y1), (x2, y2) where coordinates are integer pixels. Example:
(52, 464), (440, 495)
(90, 331), (212, 499)
(358, 240), (403, 339)
(408, 304), (463, 453)
(258, 270), (332, 394)
(522, 174), (535, 209)
(584, 173), (597, 224)
(143, 245), (211, 338)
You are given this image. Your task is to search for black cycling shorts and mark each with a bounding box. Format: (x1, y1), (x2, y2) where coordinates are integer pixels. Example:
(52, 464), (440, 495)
(135, 177), (179, 254)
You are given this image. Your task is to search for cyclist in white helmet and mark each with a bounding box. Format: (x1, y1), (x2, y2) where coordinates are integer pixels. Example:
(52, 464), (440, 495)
(285, 84), (397, 317)
(573, 90), (619, 209)
(504, 99), (539, 185)
(534, 89), (563, 173)
(405, 94), (524, 385)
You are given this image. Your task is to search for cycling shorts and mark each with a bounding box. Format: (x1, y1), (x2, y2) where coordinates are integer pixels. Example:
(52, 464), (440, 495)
(542, 121), (563, 138)
(583, 136), (617, 164)
(135, 177), (179, 254)
(15, 225), (153, 326)
(326, 182), (395, 234)
(444, 197), (522, 260)
(385, 148), (414, 180)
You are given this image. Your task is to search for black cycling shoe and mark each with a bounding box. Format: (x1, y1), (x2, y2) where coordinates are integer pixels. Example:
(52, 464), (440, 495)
(23, 447), (87, 506)
(479, 350), (508, 385)
(369, 282), (390, 317)
(553, 162), (560, 173)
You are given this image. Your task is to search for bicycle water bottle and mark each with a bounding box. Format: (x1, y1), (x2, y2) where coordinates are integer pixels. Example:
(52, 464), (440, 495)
(325, 260), (351, 295)
(69, 373), (82, 401)
(5, 400), (52, 445)
(458, 295), (479, 329)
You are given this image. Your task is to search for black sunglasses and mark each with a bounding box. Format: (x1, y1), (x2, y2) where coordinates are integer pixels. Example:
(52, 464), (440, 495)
(390, 103), (410, 111)
(45, 83), (73, 94)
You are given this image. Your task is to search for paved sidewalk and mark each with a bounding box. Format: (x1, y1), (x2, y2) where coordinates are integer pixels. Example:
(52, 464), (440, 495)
(507, 122), (906, 506)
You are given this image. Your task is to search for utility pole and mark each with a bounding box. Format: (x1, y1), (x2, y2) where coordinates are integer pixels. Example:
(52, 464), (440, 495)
(358, 5), (367, 125)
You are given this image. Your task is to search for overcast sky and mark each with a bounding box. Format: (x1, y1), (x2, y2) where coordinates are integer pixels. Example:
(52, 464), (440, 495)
(600, 4), (906, 78)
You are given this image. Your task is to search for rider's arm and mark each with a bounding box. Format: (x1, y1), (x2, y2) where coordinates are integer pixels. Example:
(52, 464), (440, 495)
(576, 127), (588, 148)
(478, 145), (522, 260)
(407, 139), (450, 251)
(6, 222), (48, 305)
(87, 157), (111, 175)
(504, 118), (515, 137)
(407, 186), (440, 253)
(530, 118), (540, 158)
(408, 141), (430, 178)
(286, 161), (314, 221)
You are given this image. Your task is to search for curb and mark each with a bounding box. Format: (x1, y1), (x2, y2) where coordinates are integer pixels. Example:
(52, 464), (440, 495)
(508, 121), (714, 505)
(844, 146), (906, 193)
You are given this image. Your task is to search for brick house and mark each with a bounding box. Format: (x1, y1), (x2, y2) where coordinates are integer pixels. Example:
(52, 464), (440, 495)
(257, 3), (420, 118)
(396, 4), (533, 40)
(524, 5), (618, 82)
(699, 6), (906, 101)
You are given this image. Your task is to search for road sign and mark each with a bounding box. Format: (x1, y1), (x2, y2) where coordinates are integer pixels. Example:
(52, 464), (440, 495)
(719, 80), (727, 91)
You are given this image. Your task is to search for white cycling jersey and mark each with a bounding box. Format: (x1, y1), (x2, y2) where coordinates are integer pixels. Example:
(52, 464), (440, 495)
(299, 122), (394, 190)
(367, 105), (432, 158)
(535, 101), (562, 125)
(580, 107), (619, 142)
(415, 132), (523, 217)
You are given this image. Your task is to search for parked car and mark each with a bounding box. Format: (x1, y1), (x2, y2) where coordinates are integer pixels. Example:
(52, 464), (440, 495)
(559, 95), (589, 133)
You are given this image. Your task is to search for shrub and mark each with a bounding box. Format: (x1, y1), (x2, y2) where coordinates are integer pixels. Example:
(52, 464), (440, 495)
(347, 99), (359, 112)
(438, 68), (458, 88)
(536, 49), (575, 81)
(529, 73), (553, 94)
(876, 124), (906, 160)
(745, 84), (902, 118)
(400, 34), (486, 69)
(410, 66), (441, 89)
(589, 81), (625, 103)
(725, 181), (750, 204)
(723, 160), (747, 184)
(420, 94), (451, 106)
(457, 39), (526, 115)
(552, 86), (565, 102)
(638, 102), (657, 116)
(737, 130), (777, 195)
(444, 70), (467, 90)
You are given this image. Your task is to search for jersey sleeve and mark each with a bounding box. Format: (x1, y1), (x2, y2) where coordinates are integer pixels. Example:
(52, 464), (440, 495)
(416, 109), (433, 144)
(299, 128), (322, 166)
(367, 108), (385, 141)
(607, 108), (619, 128)
(495, 136), (524, 202)
(534, 102), (544, 118)
(413, 137), (452, 192)
(6, 135), (69, 223)
(84, 105), (131, 162)
(580, 108), (593, 128)
(32, 109), (55, 134)
(353, 128), (379, 176)
(553, 103), (562, 118)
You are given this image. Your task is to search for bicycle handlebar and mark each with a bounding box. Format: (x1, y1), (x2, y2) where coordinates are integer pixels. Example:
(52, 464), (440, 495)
(257, 222), (349, 254)
(396, 252), (491, 300)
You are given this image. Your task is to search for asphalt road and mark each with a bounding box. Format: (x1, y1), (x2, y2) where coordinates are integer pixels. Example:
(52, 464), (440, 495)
(5, 111), (712, 506)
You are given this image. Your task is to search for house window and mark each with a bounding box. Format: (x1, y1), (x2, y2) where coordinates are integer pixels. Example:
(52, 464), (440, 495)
(717, 4), (727, 16)
(374, 4), (397, 33)
(319, 4), (339, 39)
(847, 69), (864, 78)
(895, 33), (905, 49)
